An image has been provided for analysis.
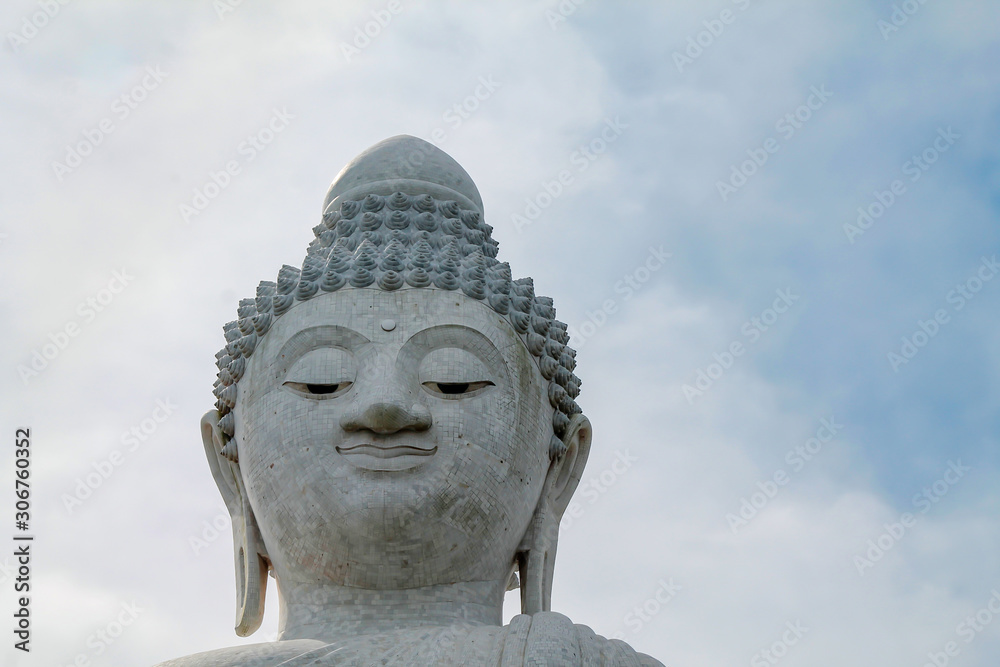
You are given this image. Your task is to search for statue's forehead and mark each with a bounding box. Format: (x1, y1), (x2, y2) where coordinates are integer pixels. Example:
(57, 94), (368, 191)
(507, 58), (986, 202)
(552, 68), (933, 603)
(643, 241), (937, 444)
(253, 287), (530, 364)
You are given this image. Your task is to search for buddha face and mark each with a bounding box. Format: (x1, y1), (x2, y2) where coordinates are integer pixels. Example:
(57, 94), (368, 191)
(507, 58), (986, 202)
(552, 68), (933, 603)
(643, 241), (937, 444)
(234, 287), (554, 589)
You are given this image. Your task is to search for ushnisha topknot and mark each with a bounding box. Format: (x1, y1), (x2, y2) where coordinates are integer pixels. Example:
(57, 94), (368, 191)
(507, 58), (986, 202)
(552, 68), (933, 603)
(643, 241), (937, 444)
(212, 136), (581, 461)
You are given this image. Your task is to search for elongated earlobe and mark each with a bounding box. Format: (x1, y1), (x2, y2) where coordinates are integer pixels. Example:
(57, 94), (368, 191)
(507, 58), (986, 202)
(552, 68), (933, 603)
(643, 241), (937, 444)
(201, 410), (269, 636)
(516, 413), (592, 615)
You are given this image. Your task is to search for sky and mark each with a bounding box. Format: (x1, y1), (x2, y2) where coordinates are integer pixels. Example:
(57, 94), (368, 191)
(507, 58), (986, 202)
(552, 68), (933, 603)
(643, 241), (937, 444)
(1, 0), (999, 665)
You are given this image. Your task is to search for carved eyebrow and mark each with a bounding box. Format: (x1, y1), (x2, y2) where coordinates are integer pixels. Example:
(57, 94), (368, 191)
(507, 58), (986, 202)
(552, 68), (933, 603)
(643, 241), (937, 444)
(276, 325), (370, 358)
(399, 324), (510, 385)
(270, 325), (370, 383)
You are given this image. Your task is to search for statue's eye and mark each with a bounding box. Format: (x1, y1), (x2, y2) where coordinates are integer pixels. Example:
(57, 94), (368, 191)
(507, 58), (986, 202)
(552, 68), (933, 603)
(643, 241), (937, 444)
(417, 347), (498, 399)
(306, 383), (341, 394)
(422, 381), (493, 397)
(283, 381), (352, 398)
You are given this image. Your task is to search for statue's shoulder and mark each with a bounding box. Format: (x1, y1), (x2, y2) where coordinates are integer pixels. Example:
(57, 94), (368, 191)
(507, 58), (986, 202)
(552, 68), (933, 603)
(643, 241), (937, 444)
(152, 639), (328, 667)
(152, 617), (664, 667)
(489, 612), (665, 667)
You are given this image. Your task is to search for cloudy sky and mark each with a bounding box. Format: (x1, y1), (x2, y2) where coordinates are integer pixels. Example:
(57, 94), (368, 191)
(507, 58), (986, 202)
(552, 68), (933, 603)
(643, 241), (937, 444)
(1, 0), (999, 665)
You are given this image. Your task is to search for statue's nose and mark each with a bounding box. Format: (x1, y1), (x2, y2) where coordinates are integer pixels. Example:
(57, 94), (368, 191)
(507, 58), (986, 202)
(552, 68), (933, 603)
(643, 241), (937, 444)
(340, 399), (432, 434)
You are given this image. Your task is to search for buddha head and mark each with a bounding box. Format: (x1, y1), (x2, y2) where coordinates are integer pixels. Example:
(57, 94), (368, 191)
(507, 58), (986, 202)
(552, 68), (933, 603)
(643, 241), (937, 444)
(200, 136), (592, 637)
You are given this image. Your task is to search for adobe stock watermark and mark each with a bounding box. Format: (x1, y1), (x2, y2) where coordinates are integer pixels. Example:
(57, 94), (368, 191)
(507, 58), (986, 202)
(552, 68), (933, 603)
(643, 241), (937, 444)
(716, 85), (833, 202)
(213, 0), (243, 20)
(51, 64), (169, 182)
(511, 116), (628, 232)
(887, 255), (997, 372)
(750, 621), (809, 667)
(683, 288), (799, 404)
(844, 126), (959, 244)
(0, 557), (14, 586)
(17, 268), (134, 385)
(853, 459), (970, 576)
(567, 245), (671, 349)
(672, 0), (756, 73)
(545, 0), (588, 30)
(56, 601), (143, 667)
(393, 75), (502, 178)
(179, 107), (294, 224)
(919, 589), (1000, 667)
(396, 456), (465, 531)
(727, 416), (844, 534)
(188, 503), (232, 556)
(339, 1), (403, 62)
(877, 0), (932, 40)
(6, 0), (73, 53)
(610, 578), (683, 640)
(61, 399), (177, 514)
(560, 449), (639, 532)
(432, 75), (501, 143)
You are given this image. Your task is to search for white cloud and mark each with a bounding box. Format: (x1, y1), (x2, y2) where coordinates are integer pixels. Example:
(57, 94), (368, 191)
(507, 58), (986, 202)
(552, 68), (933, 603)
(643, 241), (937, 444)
(1, 1), (998, 665)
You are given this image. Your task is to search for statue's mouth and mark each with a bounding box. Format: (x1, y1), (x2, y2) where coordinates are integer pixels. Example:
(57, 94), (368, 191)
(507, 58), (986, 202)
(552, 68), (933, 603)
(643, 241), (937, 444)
(336, 443), (437, 459)
(335, 443), (438, 472)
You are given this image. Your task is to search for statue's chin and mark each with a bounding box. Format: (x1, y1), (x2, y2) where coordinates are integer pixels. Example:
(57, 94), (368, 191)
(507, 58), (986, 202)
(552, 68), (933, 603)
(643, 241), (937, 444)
(257, 450), (521, 588)
(277, 510), (507, 589)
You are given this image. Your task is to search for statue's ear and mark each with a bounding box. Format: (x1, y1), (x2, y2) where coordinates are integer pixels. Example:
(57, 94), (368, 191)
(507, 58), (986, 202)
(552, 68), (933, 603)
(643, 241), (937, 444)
(201, 411), (240, 514)
(517, 413), (592, 615)
(545, 414), (592, 519)
(200, 410), (269, 637)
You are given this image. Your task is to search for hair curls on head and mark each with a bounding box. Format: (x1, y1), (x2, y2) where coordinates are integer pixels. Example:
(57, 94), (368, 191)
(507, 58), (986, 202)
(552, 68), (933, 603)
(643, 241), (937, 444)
(212, 191), (582, 461)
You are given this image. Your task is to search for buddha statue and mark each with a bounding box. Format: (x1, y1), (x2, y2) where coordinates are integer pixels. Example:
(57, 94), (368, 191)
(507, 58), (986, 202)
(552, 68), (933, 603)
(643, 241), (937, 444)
(156, 136), (664, 666)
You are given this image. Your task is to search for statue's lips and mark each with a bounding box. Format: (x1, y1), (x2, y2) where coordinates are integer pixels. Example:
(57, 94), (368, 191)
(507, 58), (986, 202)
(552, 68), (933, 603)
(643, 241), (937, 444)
(336, 443), (438, 459)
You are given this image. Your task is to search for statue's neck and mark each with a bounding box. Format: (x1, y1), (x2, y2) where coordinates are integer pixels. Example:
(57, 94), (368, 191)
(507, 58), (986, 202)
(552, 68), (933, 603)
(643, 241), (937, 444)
(276, 578), (507, 642)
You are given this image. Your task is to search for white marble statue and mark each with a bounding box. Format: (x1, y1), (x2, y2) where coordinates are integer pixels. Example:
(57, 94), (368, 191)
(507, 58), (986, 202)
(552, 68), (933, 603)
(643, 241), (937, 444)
(156, 136), (664, 666)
